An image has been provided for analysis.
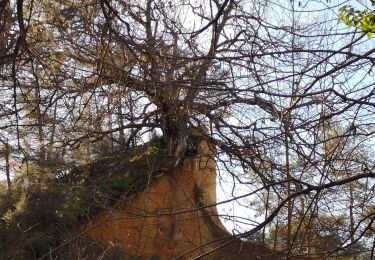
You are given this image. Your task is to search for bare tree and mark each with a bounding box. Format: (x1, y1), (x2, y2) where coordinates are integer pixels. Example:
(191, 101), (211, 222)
(1, 0), (375, 259)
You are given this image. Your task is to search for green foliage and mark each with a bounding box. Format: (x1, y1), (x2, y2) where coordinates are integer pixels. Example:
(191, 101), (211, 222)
(339, 3), (375, 38)
(0, 139), (168, 259)
(0, 187), (19, 217)
(267, 214), (368, 258)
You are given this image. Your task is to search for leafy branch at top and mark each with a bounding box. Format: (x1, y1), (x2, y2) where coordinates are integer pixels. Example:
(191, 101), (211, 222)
(339, 2), (375, 38)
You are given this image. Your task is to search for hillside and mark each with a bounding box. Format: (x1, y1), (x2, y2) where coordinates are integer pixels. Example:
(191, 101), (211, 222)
(0, 134), (281, 259)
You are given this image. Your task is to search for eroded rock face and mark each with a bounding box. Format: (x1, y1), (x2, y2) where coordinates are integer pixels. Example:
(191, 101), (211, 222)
(82, 139), (279, 259)
(83, 139), (226, 259)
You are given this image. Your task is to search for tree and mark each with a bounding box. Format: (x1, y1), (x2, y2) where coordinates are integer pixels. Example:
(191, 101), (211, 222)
(1, 0), (375, 259)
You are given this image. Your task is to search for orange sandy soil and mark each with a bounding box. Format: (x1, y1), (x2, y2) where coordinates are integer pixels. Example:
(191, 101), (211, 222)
(82, 140), (284, 259)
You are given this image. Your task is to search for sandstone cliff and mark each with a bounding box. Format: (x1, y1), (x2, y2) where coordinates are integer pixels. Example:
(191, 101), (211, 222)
(82, 139), (279, 259)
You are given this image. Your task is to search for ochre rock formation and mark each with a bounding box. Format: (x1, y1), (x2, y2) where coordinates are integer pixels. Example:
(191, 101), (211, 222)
(82, 139), (279, 259)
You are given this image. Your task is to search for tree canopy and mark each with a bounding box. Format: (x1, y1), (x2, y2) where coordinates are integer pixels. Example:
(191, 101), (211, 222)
(1, 0), (375, 259)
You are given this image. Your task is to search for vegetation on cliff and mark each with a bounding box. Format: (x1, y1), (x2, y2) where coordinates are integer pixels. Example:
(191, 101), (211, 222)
(0, 0), (375, 259)
(0, 138), (168, 259)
